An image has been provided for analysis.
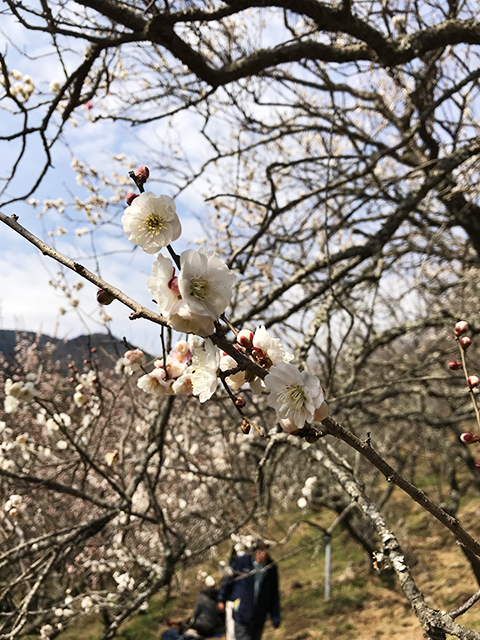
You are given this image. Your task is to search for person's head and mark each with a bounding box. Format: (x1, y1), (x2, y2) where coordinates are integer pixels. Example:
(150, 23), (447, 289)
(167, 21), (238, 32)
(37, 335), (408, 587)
(253, 540), (269, 565)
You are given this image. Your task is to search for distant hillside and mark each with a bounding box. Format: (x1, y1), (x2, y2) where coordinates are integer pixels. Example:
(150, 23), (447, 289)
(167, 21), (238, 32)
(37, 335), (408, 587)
(0, 330), (126, 370)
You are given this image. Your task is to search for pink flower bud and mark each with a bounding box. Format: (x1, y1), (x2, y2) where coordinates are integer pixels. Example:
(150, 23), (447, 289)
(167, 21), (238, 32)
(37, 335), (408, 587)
(168, 276), (180, 296)
(135, 166), (150, 184)
(476, 461), (480, 469)
(461, 336), (472, 350)
(460, 432), (480, 444)
(126, 192), (139, 206)
(454, 321), (469, 337)
(85, 101), (93, 111)
(468, 375), (480, 389)
(237, 330), (254, 349)
(448, 361), (463, 370)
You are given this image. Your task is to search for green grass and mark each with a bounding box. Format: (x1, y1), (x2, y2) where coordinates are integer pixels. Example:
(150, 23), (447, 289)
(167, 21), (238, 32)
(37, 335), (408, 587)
(34, 495), (480, 640)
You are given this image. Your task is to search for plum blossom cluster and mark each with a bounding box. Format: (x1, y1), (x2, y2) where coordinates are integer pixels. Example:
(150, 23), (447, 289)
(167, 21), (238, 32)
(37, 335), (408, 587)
(297, 476), (317, 510)
(120, 168), (327, 434)
(122, 169), (237, 336)
(4, 493), (23, 518)
(129, 339), (194, 397)
(449, 320), (480, 466)
(4, 376), (37, 413)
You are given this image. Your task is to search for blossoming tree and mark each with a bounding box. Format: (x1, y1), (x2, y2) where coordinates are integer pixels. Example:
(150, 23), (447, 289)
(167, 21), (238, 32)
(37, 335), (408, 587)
(2, 1), (480, 639)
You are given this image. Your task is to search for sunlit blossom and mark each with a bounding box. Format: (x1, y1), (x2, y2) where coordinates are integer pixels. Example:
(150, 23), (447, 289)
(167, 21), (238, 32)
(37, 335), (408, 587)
(147, 253), (179, 315)
(265, 362), (324, 430)
(122, 191), (181, 253)
(219, 353), (247, 389)
(168, 300), (215, 337)
(191, 339), (220, 402)
(137, 368), (175, 395)
(178, 249), (237, 320)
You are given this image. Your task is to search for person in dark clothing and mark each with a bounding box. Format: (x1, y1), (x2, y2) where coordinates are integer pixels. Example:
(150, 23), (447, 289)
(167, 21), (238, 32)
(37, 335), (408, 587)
(187, 586), (224, 638)
(161, 584), (224, 640)
(217, 541), (281, 640)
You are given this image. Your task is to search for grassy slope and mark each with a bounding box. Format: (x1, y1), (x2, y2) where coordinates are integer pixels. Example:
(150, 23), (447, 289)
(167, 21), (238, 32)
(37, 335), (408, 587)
(54, 492), (480, 640)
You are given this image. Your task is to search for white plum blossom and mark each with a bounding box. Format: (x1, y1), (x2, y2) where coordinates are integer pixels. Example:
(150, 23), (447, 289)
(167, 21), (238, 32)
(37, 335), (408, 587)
(79, 370), (97, 388)
(4, 378), (36, 404)
(137, 368), (175, 395)
(5, 495), (22, 511)
(122, 191), (181, 253)
(265, 362), (324, 431)
(165, 354), (188, 378)
(219, 353), (247, 389)
(73, 389), (87, 407)
(297, 497), (308, 509)
(147, 253), (179, 315)
(4, 395), (19, 414)
(114, 571), (135, 591)
(247, 326), (294, 394)
(123, 348), (146, 375)
(49, 79), (61, 93)
(253, 325), (294, 365)
(172, 340), (192, 361)
(40, 624), (54, 639)
(148, 251), (230, 335)
(178, 249), (237, 320)
(168, 301), (215, 337)
(17, 381), (37, 403)
(191, 339), (220, 402)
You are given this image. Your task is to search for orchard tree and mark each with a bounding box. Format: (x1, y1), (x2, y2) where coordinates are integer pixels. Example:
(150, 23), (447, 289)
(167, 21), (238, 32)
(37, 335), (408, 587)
(2, 1), (480, 639)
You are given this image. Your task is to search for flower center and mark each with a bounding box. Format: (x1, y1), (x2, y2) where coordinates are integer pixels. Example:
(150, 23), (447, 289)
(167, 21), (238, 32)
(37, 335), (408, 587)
(278, 384), (306, 413)
(144, 212), (165, 236)
(190, 276), (210, 299)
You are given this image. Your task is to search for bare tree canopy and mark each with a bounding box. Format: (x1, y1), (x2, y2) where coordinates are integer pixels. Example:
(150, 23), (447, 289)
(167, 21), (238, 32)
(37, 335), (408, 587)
(2, 2), (480, 640)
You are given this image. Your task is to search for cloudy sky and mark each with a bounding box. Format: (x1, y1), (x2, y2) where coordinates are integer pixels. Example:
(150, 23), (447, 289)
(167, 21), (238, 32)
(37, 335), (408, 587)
(0, 10), (214, 354)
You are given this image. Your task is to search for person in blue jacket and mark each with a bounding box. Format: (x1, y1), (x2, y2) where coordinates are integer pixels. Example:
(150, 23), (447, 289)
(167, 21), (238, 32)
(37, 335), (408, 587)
(217, 540), (281, 640)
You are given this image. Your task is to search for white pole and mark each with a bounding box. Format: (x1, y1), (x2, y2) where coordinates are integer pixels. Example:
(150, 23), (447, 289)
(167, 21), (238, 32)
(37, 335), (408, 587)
(324, 536), (331, 601)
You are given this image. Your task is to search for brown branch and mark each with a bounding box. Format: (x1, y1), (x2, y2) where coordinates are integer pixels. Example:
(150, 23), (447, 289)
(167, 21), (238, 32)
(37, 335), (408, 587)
(321, 415), (480, 558)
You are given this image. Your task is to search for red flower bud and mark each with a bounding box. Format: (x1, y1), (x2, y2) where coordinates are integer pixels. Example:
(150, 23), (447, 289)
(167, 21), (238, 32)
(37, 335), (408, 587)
(461, 336), (472, 350)
(126, 192), (139, 206)
(235, 397), (246, 408)
(135, 166), (150, 184)
(476, 461), (480, 468)
(241, 419), (251, 435)
(237, 330), (254, 349)
(454, 321), (469, 337)
(90, 347), (97, 353)
(97, 289), (115, 306)
(460, 432), (480, 444)
(468, 375), (480, 389)
(448, 361), (463, 370)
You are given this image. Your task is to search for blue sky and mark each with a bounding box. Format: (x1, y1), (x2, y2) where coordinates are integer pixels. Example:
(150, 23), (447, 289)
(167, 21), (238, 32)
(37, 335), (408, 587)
(0, 10), (217, 354)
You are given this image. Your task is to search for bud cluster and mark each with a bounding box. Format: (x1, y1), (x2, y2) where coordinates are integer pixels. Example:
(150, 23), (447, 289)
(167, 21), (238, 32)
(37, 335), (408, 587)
(125, 165), (150, 205)
(451, 320), (480, 461)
